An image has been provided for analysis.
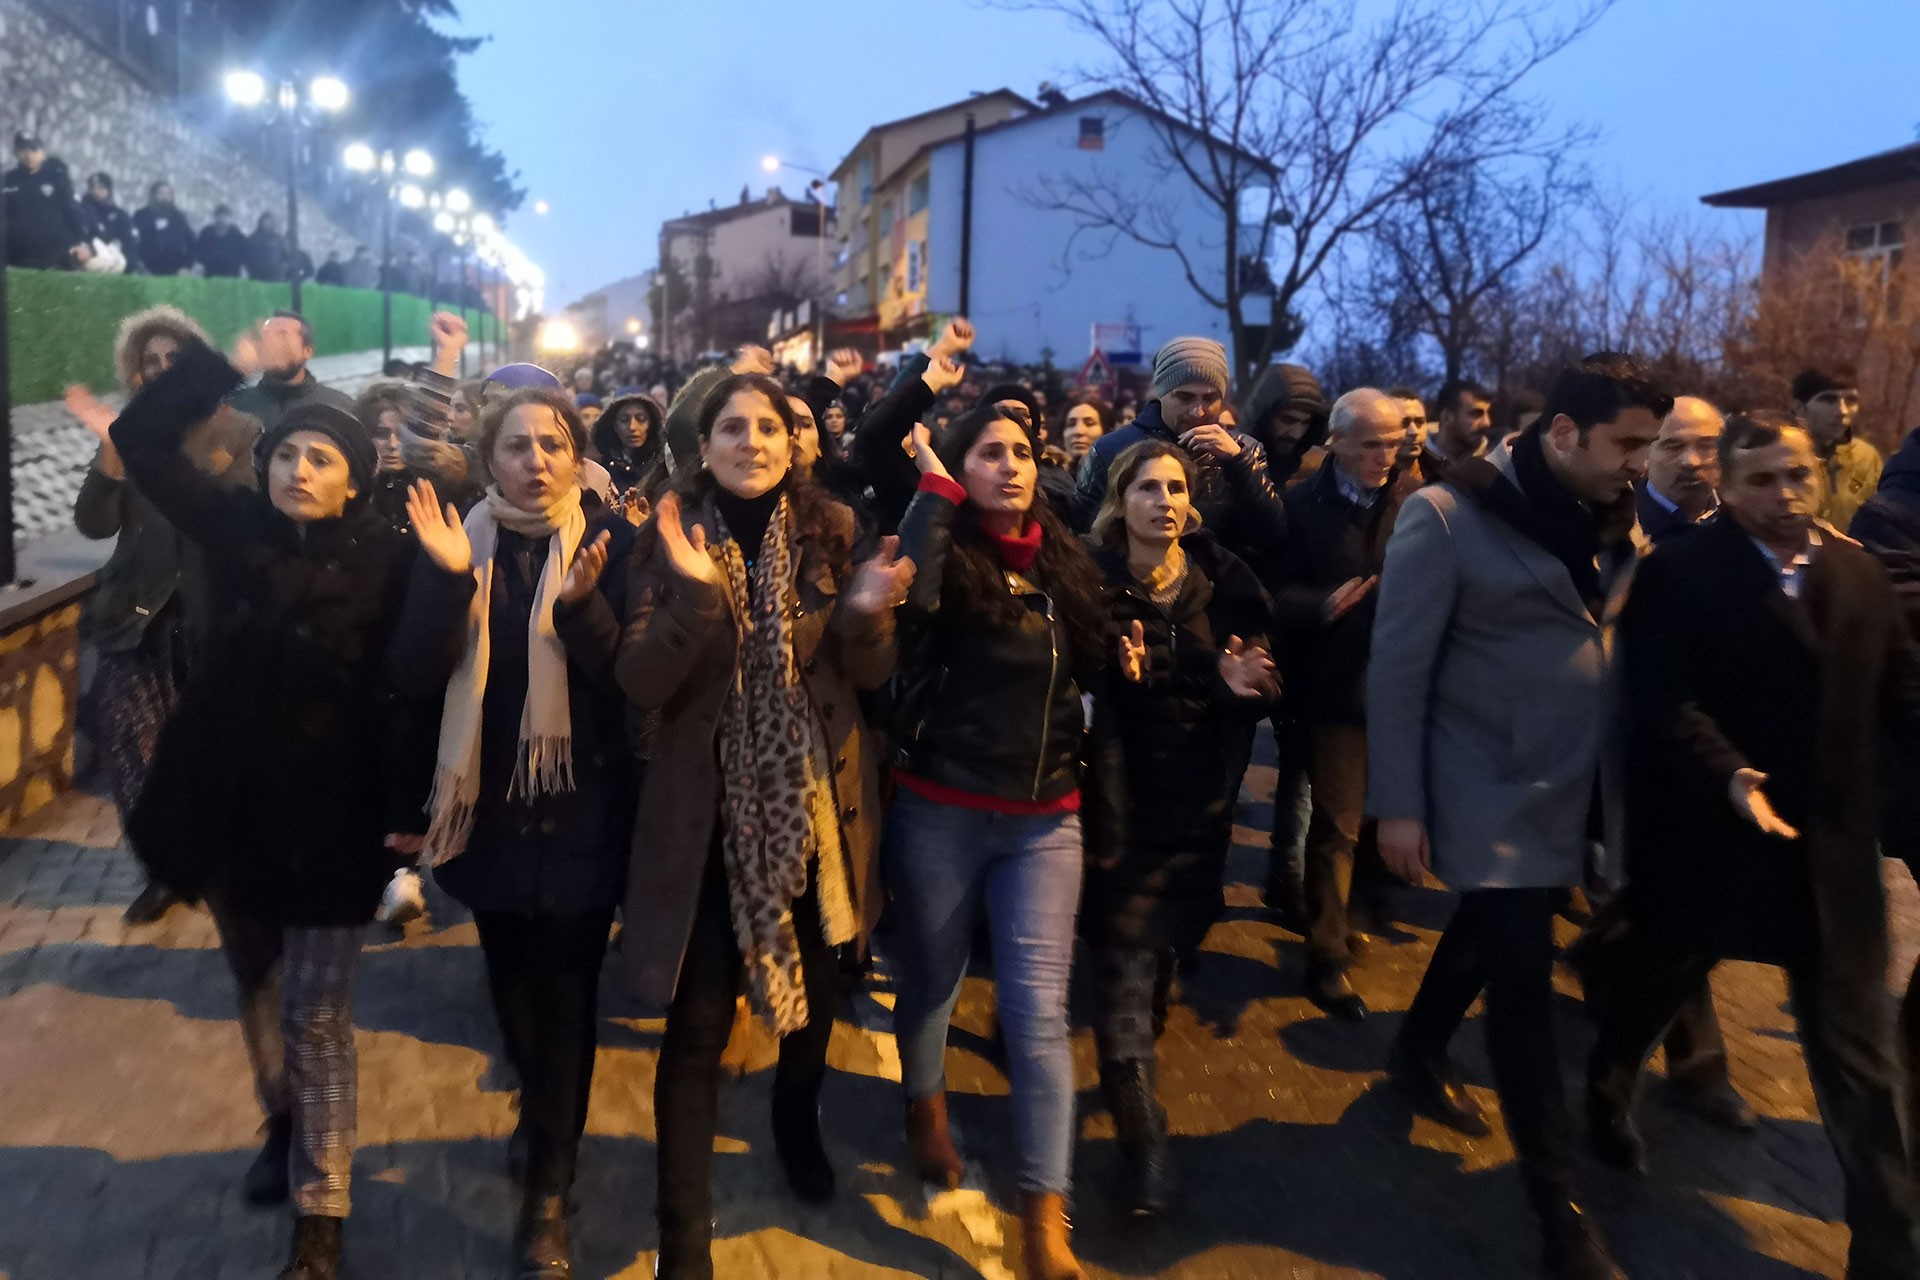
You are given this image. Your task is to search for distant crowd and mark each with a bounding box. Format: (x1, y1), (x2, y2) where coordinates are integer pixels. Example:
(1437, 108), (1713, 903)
(1, 131), (474, 304)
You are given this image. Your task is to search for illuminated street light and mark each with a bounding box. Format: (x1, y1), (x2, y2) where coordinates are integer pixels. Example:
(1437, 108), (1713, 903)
(533, 200), (550, 216)
(433, 211), (456, 234)
(342, 142), (376, 173)
(398, 184), (426, 210)
(626, 318), (642, 335)
(404, 149), (435, 178)
(224, 69), (266, 107)
(761, 154), (781, 173)
(445, 188), (472, 214)
(472, 213), (496, 236)
(308, 76), (350, 113)
(537, 318), (580, 354)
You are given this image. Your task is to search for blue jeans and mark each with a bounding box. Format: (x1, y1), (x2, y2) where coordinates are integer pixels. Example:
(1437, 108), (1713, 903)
(883, 787), (1084, 1196)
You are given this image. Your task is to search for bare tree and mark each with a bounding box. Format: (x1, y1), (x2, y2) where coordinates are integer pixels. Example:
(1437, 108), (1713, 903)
(1367, 157), (1570, 385)
(1006, 0), (1611, 383)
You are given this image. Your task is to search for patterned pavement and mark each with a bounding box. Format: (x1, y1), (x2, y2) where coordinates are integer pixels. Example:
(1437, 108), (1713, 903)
(0, 743), (1911, 1279)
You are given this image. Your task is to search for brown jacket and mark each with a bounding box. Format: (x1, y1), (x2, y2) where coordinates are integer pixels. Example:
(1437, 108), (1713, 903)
(614, 491), (894, 1006)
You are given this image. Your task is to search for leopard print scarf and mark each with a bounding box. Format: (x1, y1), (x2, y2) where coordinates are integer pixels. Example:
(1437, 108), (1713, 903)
(713, 496), (857, 1036)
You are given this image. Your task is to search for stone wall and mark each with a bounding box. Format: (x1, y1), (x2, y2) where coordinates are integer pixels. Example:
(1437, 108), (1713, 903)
(0, 0), (367, 260)
(0, 592), (80, 832)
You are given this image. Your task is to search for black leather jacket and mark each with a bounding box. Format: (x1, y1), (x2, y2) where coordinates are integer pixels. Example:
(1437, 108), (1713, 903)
(892, 481), (1086, 804)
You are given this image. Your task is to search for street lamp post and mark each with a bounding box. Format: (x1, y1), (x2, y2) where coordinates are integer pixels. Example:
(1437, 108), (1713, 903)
(226, 70), (349, 313)
(763, 156), (833, 370)
(344, 143), (434, 365)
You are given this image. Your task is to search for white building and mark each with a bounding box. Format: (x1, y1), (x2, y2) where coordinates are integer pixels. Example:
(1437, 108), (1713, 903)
(658, 188), (831, 362)
(836, 89), (1251, 368)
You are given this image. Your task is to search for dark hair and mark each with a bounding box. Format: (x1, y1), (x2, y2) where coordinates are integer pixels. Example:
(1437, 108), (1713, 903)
(87, 172), (112, 194)
(270, 309), (315, 350)
(1386, 386), (1423, 405)
(1790, 366), (1857, 405)
(1093, 440), (1200, 549)
(213, 202), (232, 217)
(931, 405), (1107, 679)
(352, 382), (413, 434)
(1718, 408), (1807, 474)
(1435, 379), (1492, 416)
(1055, 396), (1112, 439)
(1535, 352), (1673, 443)
(475, 387), (586, 483)
(149, 180), (172, 200)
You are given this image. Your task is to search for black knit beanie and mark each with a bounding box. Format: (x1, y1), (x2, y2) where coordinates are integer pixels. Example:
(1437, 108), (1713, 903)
(256, 401), (378, 498)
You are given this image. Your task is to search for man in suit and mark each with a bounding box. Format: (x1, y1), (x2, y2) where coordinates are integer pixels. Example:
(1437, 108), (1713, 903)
(1274, 388), (1407, 1020)
(1589, 410), (1920, 1277)
(1583, 394), (1757, 1134)
(1369, 352), (1669, 1280)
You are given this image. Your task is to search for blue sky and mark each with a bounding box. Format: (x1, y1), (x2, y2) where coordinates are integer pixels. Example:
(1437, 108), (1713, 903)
(448, 0), (1919, 312)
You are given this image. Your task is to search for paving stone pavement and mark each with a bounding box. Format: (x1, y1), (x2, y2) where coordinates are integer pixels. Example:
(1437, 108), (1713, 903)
(0, 741), (1913, 1280)
(6, 346), (432, 548)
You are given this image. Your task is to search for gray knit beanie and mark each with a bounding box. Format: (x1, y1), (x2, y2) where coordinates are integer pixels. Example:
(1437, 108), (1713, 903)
(1151, 337), (1231, 400)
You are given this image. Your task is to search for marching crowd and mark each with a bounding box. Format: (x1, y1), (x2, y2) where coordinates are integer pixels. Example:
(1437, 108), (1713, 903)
(60, 295), (1920, 1280)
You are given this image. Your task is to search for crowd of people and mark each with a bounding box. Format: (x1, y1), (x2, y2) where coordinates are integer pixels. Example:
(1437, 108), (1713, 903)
(61, 293), (1920, 1280)
(2, 131), (466, 299)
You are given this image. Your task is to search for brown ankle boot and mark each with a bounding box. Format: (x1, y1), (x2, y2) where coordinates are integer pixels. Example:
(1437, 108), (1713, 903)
(1019, 1192), (1087, 1280)
(904, 1093), (965, 1189)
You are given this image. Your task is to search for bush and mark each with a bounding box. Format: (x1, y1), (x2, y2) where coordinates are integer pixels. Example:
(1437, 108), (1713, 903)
(6, 269), (501, 403)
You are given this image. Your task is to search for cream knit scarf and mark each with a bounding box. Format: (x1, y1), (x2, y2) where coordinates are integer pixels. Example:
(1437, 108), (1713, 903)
(422, 483), (586, 864)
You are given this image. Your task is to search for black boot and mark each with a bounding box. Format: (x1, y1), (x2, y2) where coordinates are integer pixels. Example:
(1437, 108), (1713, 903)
(243, 1112), (293, 1205)
(507, 1113), (530, 1184)
(515, 1191), (573, 1278)
(1101, 1059), (1174, 1217)
(654, 1213), (715, 1280)
(123, 879), (181, 925)
(277, 1214), (343, 1280)
(1531, 1189), (1623, 1280)
(1386, 1030), (1491, 1137)
(771, 1090), (836, 1205)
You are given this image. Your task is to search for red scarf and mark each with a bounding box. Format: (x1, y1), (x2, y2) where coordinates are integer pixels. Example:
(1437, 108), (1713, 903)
(984, 516), (1042, 572)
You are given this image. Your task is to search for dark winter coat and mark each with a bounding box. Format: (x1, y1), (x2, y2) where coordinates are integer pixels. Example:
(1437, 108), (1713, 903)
(1083, 535), (1274, 950)
(196, 223), (248, 278)
(1272, 459), (1407, 726)
(109, 342), (423, 927)
(391, 511), (638, 918)
(133, 202), (195, 275)
(1850, 429), (1920, 636)
(227, 370), (354, 439)
(80, 195), (139, 270)
(1074, 401), (1288, 573)
(891, 481), (1089, 804)
(1633, 480), (1707, 546)
(614, 487), (892, 1005)
(3, 157), (86, 269)
(247, 228), (289, 282)
(1620, 513), (1920, 1001)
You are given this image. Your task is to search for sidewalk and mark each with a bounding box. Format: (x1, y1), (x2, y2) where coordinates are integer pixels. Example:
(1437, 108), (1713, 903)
(0, 748), (1905, 1279)
(6, 345), (431, 548)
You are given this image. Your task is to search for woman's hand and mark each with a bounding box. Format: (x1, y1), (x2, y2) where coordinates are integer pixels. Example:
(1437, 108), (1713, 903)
(1118, 619), (1147, 683)
(616, 487), (651, 528)
(846, 535), (916, 615)
(408, 479), (472, 574)
(429, 311), (468, 377)
(928, 317), (975, 362)
(825, 348), (864, 388)
(907, 423), (953, 480)
(731, 345), (775, 376)
(920, 354), (965, 396)
(560, 530), (613, 605)
(1219, 636), (1280, 698)
(65, 384), (117, 443)
(655, 491), (720, 585)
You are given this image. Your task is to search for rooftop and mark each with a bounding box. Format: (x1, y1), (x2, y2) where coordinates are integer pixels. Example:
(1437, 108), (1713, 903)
(1701, 142), (1920, 209)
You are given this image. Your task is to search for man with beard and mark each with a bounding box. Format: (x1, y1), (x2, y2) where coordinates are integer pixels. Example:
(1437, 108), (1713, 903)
(133, 181), (196, 276)
(4, 133), (89, 269)
(1590, 410), (1920, 1276)
(226, 312), (353, 439)
(1413, 378), (1494, 485)
(1793, 366), (1883, 532)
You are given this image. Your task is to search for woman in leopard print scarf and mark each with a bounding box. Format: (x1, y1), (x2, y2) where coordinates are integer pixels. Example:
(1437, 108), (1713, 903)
(615, 373), (910, 1278)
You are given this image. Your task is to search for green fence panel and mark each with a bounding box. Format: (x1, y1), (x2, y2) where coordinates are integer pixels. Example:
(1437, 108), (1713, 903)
(6, 269), (500, 404)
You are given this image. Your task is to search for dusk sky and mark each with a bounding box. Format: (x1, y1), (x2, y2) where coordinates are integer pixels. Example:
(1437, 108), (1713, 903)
(447, 0), (1920, 321)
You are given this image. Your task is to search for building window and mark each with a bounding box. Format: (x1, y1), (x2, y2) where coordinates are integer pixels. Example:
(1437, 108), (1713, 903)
(858, 156), (873, 208)
(1845, 220), (1905, 268)
(879, 200), (895, 239)
(908, 173), (930, 216)
(1079, 116), (1105, 151)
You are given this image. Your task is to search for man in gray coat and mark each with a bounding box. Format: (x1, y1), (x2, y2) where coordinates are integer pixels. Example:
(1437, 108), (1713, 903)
(1367, 352), (1668, 1280)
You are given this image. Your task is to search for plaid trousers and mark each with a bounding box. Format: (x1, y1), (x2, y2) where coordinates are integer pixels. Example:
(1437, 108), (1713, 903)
(208, 898), (365, 1217)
